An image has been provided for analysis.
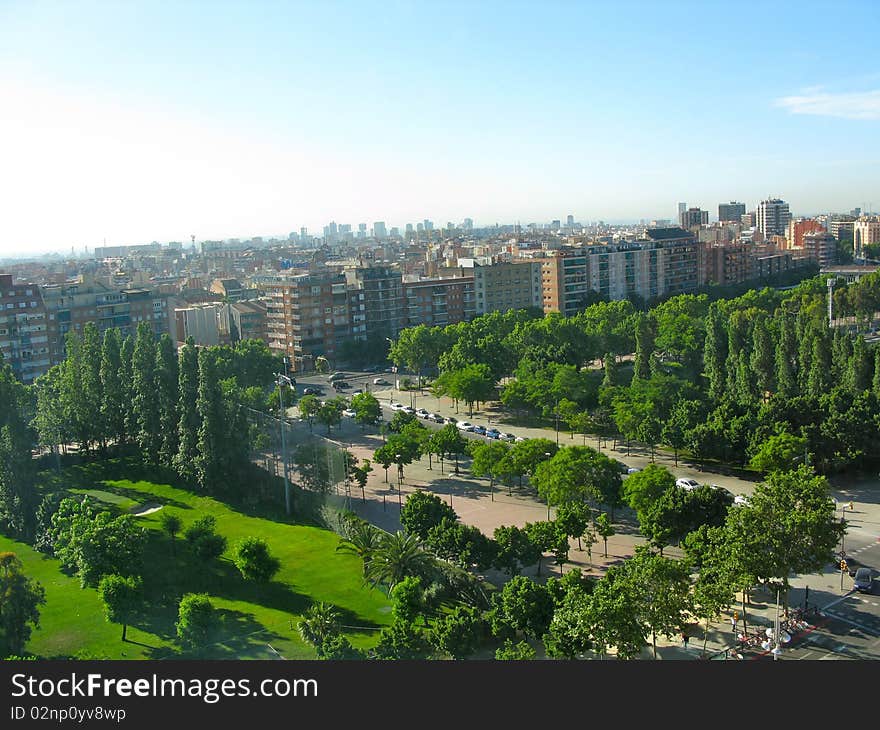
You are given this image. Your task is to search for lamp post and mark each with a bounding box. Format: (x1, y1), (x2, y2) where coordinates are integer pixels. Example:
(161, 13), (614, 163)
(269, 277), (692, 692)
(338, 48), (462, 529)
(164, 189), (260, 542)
(760, 588), (790, 660)
(544, 452), (552, 520)
(275, 372), (294, 515)
(395, 453), (402, 508)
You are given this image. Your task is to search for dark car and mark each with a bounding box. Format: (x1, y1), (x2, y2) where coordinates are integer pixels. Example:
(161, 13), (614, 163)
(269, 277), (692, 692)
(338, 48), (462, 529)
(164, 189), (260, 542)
(333, 381), (350, 390)
(303, 387), (323, 396)
(854, 567), (874, 593)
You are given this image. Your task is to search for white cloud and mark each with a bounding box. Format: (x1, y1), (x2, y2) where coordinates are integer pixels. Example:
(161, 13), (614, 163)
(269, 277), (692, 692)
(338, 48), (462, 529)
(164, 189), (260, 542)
(775, 89), (880, 120)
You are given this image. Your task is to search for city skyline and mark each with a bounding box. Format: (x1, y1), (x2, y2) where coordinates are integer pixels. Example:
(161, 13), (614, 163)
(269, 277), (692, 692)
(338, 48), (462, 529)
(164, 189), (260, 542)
(1, 0), (879, 257)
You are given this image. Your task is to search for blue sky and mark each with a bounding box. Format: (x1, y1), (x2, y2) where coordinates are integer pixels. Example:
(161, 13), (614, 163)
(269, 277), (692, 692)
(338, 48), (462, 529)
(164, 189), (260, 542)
(1, 0), (878, 256)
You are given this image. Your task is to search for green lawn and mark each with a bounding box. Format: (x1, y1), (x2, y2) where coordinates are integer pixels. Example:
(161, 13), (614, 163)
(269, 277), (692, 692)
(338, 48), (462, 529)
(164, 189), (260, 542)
(1, 460), (391, 659)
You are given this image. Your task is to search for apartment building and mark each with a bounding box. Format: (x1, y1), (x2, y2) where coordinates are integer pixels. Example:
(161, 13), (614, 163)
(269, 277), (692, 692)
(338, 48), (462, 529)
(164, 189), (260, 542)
(802, 231), (839, 268)
(344, 266), (404, 341)
(460, 259), (542, 315)
(756, 198), (791, 238)
(40, 277), (173, 363)
(718, 202), (746, 223)
(854, 218), (880, 258)
(0, 274), (50, 383)
(264, 272), (353, 372)
(228, 300), (268, 344)
(401, 276), (475, 328)
(786, 219), (825, 250)
(174, 303), (228, 346)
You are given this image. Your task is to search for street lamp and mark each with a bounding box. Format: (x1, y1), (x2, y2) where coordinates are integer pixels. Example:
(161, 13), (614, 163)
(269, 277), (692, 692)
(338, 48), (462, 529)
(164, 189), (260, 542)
(544, 452), (552, 520)
(275, 372), (294, 515)
(760, 587), (791, 660)
(395, 453), (402, 508)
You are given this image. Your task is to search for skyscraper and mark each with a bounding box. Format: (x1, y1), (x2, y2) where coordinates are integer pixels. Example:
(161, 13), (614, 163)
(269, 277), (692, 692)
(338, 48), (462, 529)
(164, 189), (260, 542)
(756, 198), (791, 238)
(678, 202), (687, 219)
(679, 207), (708, 229)
(372, 221), (387, 239)
(718, 201), (746, 223)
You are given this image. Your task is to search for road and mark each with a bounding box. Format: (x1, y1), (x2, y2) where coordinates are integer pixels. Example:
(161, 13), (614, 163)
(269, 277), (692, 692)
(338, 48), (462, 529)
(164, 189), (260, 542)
(287, 366), (880, 659)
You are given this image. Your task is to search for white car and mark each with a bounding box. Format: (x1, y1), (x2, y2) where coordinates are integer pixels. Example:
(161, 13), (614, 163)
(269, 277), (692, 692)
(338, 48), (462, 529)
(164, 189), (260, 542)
(456, 421), (475, 432)
(402, 406), (416, 415)
(499, 432), (516, 442)
(733, 494), (750, 506)
(389, 402), (405, 411)
(342, 408), (356, 418)
(416, 408), (430, 418)
(676, 478), (701, 491)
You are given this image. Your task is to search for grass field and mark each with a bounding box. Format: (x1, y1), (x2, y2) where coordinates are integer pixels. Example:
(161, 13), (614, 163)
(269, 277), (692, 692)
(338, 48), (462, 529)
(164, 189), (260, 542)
(0, 459), (391, 659)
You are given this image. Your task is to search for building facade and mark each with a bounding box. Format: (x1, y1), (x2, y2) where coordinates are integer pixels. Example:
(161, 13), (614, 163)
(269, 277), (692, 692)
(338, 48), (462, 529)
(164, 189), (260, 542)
(0, 274), (50, 383)
(756, 198), (792, 238)
(854, 218), (880, 258)
(718, 202), (746, 223)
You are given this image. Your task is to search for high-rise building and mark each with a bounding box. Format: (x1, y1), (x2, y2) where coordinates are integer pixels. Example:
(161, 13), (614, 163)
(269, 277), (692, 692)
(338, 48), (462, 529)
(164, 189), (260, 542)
(679, 207), (708, 229)
(372, 221), (387, 239)
(756, 198), (791, 238)
(460, 260), (543, 315)
(802, 231), (838, 268)
(551, 219), (561, 230)
(718, 201), (746, 223)
(345, 266), (403, 342)
(423, 219), (434, 232)
(0, 274), (50, 383)
(357, 223), (367, 239)
(566, 215), (575, 227)
(678, 202), (687, 219)
(405, 223), (414, 234)
(462, 218), (474, 231)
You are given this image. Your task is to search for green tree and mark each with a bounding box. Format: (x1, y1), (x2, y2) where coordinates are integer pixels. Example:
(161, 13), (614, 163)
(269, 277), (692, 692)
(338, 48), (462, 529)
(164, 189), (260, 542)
(390, 575), (425, 625)
(807, 328), (832, 395)
(633, 313), (655, 381)
(99, 328), (127, 448)
(848, 335), (872, 392)
(490, 576), (554, 640)
(749, 316), (775, 400)
(184, 515), (227, 562)
(0, 361), (37, 539)
(495, 638), (536, 660)
(173, 338), (200, 483)
(194, 349), (225, 493)
(399, 491), (457, 540)
(364, 531), (436, 591)
(873, 349), (880, 398)
(595, 512), (614, 558)
(430, 605), (487, 659)
(371, 620), (433, 660)
(426, 518), (497, 570)
(316, 396), (346, 434)
(176, 593), (218, 651)
(662, 398), (699, 467)
(80, 323), (105, 450)
(98, 574), (142, 642)
(298, 602), (344, 658)
(775, 313), (798, 399)
(158, 511), (183, 555)
(622, 464), (675, 517)
(155, 334), (179, 468)
(335, 518), (384, 576)
(429, 424), (467, 474)
(0, 552), (46, 657)
(555, 501), (591, 551)
(602, 352), (616, 388)
(233, 537), (281, 582)
(586, 566), (646, 659)
(749, 431), (808, 474)
(703, 305), (728, 401)
(725, 465), (845, 609)
(131, 322), (161, 460)
(297, 394), (320, 432)
(120, 334), (136, 445)
(531, 445), (619, 510)
(622, 547), (693, 659)
(350, 391), (381, 428)
(469, 439), (511, 492)
(492, 525), (542, 576)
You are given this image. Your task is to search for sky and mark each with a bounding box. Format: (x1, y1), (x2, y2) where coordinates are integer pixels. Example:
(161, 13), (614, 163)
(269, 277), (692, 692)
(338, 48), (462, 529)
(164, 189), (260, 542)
(1, 0), (879, 257)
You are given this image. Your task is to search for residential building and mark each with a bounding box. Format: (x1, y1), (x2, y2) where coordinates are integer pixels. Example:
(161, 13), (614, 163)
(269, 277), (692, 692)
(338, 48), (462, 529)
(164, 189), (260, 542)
(460, 260), (543, 315)
(264, 273), (352, 372)
(718, 201), (746, 223)
(174, 303), (226, 346)
(228, 300), (268, 344)
(679, 207), (708, 230)
(209, 278), (244, 302)
(854, 218), (880, 257)
(372, 221), (387, 239)
(786, 219), (825, 250)
(829, 216), (856, 241)
(801, 231), (838, 268)
(0, 274), (50, 383)
(756, 198), (791, 238)
(344, 265), (404, 342)
(402, 276), (475, 328)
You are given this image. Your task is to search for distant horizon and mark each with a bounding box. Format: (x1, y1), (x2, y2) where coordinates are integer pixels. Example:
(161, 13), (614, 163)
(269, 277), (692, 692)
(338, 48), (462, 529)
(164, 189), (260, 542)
(1, 1), (878, 258)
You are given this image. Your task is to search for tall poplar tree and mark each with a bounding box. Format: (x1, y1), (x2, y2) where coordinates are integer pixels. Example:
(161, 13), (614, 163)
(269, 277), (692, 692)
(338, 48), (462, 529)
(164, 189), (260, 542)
(131, 322), (161, 460)
(702, 305), (726, 401)
(81, 323), (105, 449)
(774, 313), (798, 399)
(848, 336), (872, 393)
(633, 314), (654, 382)
(174, 338), (200, 482)
(100, 328), (127, 448)
(195, 348), (224, 493)
(121, 334), (136, 445)
(749, 316), (775, 400)
(807, 328), (832, 395)
(155, 334), (180, 468)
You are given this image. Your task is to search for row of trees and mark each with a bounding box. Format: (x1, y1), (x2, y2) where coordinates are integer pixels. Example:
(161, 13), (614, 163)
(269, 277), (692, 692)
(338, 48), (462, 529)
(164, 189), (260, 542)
(389, 272), (880, 474)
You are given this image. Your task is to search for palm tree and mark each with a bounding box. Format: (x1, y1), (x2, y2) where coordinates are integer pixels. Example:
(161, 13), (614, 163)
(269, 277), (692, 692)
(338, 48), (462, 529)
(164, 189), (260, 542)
(364, 531), (436, 591)
(298, 602), (342, 656)
(336, 520), (385, 576)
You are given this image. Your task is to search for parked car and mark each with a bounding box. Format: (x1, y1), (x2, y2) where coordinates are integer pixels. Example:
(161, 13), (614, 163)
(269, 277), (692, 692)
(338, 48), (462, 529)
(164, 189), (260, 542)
(853, 567), (874, 593)
(428, 413), (444, 423)
(342, 408), (356, 418)
(373, 377), (390, 385)
(332, 381), (350, 390)
(389, 402), (406, 411)
(416, 408), (429, 418)
(457, 421), (475, 432)
(485, 428), (502, 439)
(733, 494), (750, 507)
(352, 388), (363, 395)
(328, 372), (346, 381)
(402, 406), (416, 415)
(472, 425), (487, 435)
(444, 416), (458, 425)
(364, 365), (380, 373)
(499, 432), (516, 442)
(514, 436), (527, 442)
(676, 478), (701, 491)
(302, 387), (323, 396)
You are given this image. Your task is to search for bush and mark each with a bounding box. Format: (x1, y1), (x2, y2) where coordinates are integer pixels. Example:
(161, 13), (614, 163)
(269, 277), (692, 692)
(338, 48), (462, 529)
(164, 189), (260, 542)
(232, 537), (281, 582)
(176, 593), (218, 651)
(184, 516), (228, 562)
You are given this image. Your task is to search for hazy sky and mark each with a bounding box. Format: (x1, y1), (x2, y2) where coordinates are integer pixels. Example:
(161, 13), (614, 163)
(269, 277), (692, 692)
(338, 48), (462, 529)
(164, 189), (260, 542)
(1, 0), (879, 257)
